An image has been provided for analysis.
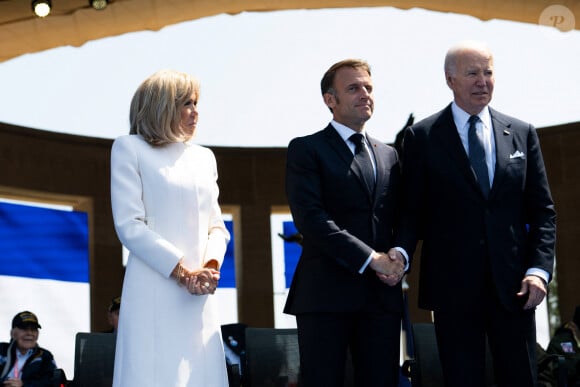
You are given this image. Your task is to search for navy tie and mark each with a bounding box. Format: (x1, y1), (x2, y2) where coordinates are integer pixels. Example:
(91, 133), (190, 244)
(349, 133), (375, 192)
(468, 115), (490, 198)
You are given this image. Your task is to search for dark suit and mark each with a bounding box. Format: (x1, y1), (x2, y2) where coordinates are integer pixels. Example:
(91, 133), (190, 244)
(396, 104), (556, 386)
(0, 342), (56, 385)
(284, 124), (403, 386)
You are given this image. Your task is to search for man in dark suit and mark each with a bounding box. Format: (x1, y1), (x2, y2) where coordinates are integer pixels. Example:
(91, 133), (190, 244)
(393, 41), (556, 387)
(284, 59), (406, 387)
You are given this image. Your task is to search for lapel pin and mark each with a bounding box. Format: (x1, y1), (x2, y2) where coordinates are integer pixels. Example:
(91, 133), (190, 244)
(503, 130), (510, 135)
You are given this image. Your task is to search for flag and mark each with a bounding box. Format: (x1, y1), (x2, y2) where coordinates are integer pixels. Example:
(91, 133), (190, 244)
(0, 200), (90, 378)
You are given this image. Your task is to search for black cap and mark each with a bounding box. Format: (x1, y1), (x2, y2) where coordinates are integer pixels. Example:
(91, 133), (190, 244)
(108, 296), (121, 312)
(12, 311), (41, 329)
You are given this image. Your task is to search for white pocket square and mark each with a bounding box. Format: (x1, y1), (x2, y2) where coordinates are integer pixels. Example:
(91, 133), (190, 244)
(509, 150), (525, 159)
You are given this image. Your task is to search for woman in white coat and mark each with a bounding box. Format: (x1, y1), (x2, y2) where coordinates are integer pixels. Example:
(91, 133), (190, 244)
(110, 70), (231, 387)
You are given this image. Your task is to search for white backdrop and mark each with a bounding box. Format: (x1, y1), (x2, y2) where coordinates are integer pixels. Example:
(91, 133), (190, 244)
(0, 7), (578, 147)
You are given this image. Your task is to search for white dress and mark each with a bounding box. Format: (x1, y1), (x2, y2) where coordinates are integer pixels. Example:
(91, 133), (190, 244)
(110, 134), (230, 387)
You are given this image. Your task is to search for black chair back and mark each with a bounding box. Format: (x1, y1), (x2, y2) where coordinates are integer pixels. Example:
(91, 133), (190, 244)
(69, 332), (116, 387)
(244, 328), (300, 387)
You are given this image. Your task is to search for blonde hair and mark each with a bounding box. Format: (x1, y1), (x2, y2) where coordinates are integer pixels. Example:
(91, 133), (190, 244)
(129, 70), (200, 145)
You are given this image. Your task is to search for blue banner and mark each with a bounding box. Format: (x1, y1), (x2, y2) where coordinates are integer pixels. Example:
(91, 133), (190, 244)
(0, 201), (89, 283)
(220, 220), (236, 288)
(282, 221), (300, 288)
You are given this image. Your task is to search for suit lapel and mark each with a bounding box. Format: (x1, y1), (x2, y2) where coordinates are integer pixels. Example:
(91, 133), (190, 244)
(324, 124), (353, 165)
(367, 135), (386, 203)
(489, 108), (514, 196)
(432, 106), (482, 193)
(324, 125), (374, 199)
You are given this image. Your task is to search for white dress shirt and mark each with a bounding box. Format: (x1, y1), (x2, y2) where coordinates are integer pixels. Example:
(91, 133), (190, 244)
(451, 102), (496, 187)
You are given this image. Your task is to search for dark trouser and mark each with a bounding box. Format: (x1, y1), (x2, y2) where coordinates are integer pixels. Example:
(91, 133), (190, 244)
(296, 307), (401, 387)
(433, 299), (537, 387)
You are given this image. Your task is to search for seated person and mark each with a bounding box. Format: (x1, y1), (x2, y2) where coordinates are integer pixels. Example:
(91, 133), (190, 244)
(545, 305), (580, 386)
(0, 311), (57, 387)
(105, 296), (121, 333)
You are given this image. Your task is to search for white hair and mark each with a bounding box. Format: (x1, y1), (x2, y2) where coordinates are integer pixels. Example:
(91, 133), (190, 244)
(444, 40), (493, 76)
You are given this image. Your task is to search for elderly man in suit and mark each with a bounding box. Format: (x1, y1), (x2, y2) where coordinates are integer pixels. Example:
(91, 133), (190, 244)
(284, 59), (406, 386)
(393, 41), (556, 387)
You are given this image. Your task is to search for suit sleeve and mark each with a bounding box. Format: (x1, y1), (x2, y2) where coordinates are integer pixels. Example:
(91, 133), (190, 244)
(110, 137), (183, 277)
(524, 125), (556, 277)
(203, 148), (230, 266)
(285, 137), (372, 273)
(394, 126), (423, 262)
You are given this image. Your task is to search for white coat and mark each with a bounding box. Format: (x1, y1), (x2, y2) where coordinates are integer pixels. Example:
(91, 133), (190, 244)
(110, 134), (230, 387)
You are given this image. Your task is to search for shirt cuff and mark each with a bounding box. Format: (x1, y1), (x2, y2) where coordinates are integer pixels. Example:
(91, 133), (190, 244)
(526, 268), (549, 284)
(394, 247), (410, 271)
(359, 248), (410, 274)
(359, 253), (374, 274)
